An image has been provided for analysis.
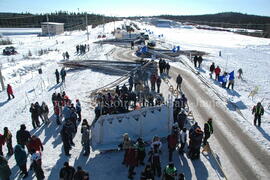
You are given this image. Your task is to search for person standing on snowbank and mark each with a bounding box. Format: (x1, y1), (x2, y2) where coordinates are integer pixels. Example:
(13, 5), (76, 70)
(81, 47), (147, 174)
(41, 102), (49, 124)
(237, 68), (243, 80)
(252, 102), (264, 127)
(227, 71), (235, 90)
(7, 84), (15, 100)
(55, 69), (60, 84)
(60, 67), (66, 83)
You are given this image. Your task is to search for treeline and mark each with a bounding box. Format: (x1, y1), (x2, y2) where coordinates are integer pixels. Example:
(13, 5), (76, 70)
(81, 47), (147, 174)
(0, 11), (118, 30)
(156, 12), (270, 30)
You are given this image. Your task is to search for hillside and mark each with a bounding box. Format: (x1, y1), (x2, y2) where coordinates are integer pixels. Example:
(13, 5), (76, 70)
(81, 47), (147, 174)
(0, 12), (116, 30)
(157, 12), (270, 32)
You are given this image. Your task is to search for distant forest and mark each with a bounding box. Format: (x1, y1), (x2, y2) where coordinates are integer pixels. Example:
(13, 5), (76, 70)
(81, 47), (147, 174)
(156, 12), (270, 30)
(0, 11), (117, 30)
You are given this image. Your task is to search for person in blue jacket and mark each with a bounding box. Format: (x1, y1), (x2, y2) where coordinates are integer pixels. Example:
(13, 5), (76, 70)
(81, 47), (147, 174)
(14, 144), (28, 178)
(227, 71), (235, 90)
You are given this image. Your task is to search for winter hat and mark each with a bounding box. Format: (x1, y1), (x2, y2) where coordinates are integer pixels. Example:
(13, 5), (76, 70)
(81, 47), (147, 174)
(20, 124), (26, 130)
(64, 162), (69, 167)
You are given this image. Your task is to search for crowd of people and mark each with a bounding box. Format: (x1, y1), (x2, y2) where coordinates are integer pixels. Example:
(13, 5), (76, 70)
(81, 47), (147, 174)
(76, 44), (89, 55)
(0, 88), (89, 179)
(115, 91), (214, 180)
(94, 66), (165, 120)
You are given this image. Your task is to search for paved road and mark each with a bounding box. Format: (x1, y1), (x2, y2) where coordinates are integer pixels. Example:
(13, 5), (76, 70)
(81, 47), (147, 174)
(112, 47), (270, 180)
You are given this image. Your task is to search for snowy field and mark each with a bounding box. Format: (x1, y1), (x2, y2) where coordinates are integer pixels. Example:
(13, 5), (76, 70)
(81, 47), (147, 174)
(0, 19), (269, 179)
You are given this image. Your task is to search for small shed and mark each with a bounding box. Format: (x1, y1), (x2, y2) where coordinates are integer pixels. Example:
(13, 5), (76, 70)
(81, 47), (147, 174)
(41, 22), (64, 36)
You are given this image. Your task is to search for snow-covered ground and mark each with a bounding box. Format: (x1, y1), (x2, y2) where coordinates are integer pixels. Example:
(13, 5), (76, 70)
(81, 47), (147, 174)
(0, 19), (270, 179)
(138, 21), (270, 151)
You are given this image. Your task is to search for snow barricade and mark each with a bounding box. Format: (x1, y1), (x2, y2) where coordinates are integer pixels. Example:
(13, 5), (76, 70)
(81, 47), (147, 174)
(91, 104), (173, 150)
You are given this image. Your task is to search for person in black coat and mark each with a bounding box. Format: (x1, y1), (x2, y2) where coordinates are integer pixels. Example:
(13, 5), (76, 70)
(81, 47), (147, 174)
(59, 162), (75, 180)
(166, 62), (170, 75)
(136, 138), (146, 165)
(16, 124), (31, 149)
(35, 102), (44, 123)
(148, 144), (161, 177)
(30, 103), (40, 129)
(128, 76), (134, 92)
(209, 63), (215, 79)
(177, 110), (187, 131)
(193, 55), (198, 68)
(176, 74), (183, 90)
(188, 128), (203, 159)
(140, 164), (155, 180)
(60, 67), (66, 83)
(203, 118), (213, 146)
(60, 126), (71, 156)
(55, 69), (60, 84)
(198, 56), (203, 68)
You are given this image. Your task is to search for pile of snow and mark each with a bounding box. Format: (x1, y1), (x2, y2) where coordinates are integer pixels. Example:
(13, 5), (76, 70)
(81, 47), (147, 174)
(91, 104), (173, 150)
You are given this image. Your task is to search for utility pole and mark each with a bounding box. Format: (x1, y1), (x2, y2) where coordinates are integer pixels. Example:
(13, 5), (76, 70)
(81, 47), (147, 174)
(0, 63), (5, 91)
(46, 14), (50, 39)
(86, 13), (89, 40)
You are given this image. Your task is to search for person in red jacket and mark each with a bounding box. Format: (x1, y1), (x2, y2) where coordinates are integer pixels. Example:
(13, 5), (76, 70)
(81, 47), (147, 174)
(7, 84), (15, 100)
(167, 132), (179, 162)
(27, 135), (43, 152)
(126, 145), (138, 179)
(214, 66), (221, 81)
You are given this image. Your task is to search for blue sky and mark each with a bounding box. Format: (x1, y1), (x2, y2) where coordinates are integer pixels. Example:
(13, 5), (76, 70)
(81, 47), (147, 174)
(0, 0), (269, 17)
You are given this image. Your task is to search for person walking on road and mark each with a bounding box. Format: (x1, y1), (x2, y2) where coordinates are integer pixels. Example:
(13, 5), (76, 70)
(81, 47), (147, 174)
(203, 118), (213, 146)
(176, 74), (183, 90)
(252, 102), (264, 127)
